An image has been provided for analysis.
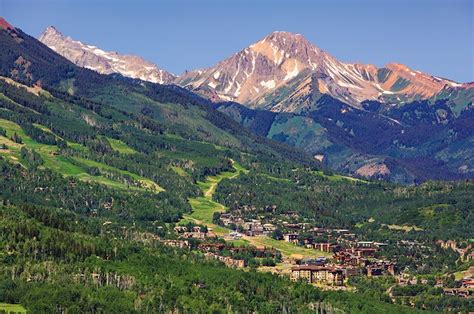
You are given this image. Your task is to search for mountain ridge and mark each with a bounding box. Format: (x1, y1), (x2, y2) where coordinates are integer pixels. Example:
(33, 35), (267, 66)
(39, 25), (176, 84)
(38, 26), (471, 112)
(176, 30), (470, 111)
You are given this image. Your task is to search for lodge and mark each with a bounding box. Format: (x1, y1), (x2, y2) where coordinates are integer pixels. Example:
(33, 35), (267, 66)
(291, 265), (345, 286)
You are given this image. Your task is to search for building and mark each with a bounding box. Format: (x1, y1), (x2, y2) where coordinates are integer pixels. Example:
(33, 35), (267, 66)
(366, 261), (396, 277)
(357, 241), (375, 248)
(314, 243), (338, 253)
(173, 226), (188, 233)
(204, 252), (246, 268)
(297, 257), (326, 266)
(343, 247), (377, 258)
(161, 239), (190, 249)
(461, 277), (474, 289)
(291, 265), (345, 286)
(228, 231), (242, 240)
(197, 243), (225, 252)
(337, 266), (362, 277)
(334, 251), (367, 266)
(284, 233), (299, 243)
(263, 223), (277, 233)
(181, 231), (207, 239)
(436, 240), (458, 250)
(443, 288), (472, 298)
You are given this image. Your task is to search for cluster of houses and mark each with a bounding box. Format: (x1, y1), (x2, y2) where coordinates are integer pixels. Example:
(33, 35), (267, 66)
(173, 225), (216, 240)
(395, 269), (474, 299)
(218, 211), (401, 287)
(203, 252), (246, 268)
(443, 275), (474, 299)
(218, 213), (277, 236)
(161, 239), (191, 249)
(161, 240), (248, 268)
(288, 234), (396, 286)
(291, 257), (396, 287)
(167, 211), (473, 299)
(436, 240), (474, 262)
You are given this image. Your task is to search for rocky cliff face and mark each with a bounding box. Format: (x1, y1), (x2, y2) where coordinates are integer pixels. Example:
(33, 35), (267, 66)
(39, 26), (175, 84)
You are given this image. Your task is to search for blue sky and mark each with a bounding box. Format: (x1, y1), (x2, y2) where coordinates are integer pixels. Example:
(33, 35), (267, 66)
(2, 0), (473, 82)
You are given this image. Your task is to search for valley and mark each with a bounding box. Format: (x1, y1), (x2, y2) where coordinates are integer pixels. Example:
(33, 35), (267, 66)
(0, 13), (472, 313)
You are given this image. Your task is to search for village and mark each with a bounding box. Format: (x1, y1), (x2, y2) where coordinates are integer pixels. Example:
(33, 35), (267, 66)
(158, 208), (473, 301)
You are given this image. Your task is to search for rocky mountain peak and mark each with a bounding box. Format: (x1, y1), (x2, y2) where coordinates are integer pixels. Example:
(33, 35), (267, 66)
(39, 26), (176, 84)
(176, 31), (331, 103)
(0, 17), (15, 31)
(38, 26), (471, 110)
(261, 31), (307, 46)
(178, 29), (471, 109)
(262, 31), (319, 50)
(42, 25), (59, 35)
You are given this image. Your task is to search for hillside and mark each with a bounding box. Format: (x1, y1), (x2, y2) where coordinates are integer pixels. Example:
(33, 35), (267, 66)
(214, 95), (474, 184)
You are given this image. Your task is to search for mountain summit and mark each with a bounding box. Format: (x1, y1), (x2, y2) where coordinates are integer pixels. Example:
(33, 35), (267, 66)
(176, 31), (330, 105)
(177, 31), (469, 111)
(39, 26), (176, 84)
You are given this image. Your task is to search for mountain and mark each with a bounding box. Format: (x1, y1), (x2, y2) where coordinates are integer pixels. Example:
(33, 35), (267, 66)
(35, 26), (473, 183)
(177, 31), (471, 112)
(1, 17), (473, 313)
(177, 31), (473, 183)
(39, 26), (176, 84)
(41, 28), (471, 111)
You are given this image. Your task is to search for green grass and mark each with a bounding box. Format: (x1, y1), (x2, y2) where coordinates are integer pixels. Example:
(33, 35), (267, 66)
(312, 170), (368, 183)
(106, 137), (137, 155)
(0, 303), (27, 313)
(198, 170), (239, 197)
(258, 173), (291, 182)
(33, 123), (59, 137)
(181, 161), (245, 235)
(0, 119), (162, 192)
(386, 224), (423, 232)
(70, 156), (164, 192)
(453, 267), (474, 281)
(186, 198), (224, 223)
(171, 166), (189, 177)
